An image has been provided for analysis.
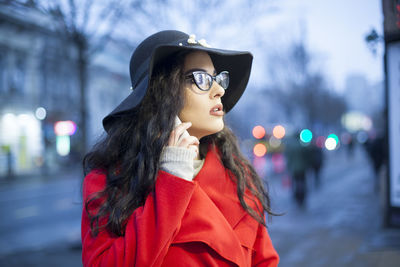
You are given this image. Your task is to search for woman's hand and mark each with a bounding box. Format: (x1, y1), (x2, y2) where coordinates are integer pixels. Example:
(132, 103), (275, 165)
(168, 122), (199, 155)
(160, 122), (199, 180)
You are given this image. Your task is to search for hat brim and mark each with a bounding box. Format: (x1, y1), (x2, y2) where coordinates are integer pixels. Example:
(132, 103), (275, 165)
(103, 41), (253, 132)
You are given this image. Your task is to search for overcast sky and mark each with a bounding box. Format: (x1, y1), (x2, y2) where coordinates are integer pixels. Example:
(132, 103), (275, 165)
(281, 0), (383, 91)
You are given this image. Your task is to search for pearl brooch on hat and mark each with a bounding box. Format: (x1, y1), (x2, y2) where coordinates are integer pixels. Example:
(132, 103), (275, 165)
(187, 34), (211, 48)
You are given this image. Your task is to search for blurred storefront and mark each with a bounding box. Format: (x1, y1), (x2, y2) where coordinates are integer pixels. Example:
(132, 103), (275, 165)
(0, 4), (130, 178)
(382, 0), (400, 227)
(0, 112), (42, 176)
(0, 5), (77, 177)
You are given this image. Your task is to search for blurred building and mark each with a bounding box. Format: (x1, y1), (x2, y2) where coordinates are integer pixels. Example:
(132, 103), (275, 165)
(344, 74), (384, 117)
(87, 40), (131, 145)
(0, 4), (130, 178)
(382, 0), (400, 227)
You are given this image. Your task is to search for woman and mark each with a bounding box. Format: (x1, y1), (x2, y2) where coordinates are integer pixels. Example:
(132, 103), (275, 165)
(81, 30), (279, 266)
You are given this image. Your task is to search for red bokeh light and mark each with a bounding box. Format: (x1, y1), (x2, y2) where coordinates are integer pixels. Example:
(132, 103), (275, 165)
(252, 125), (266, 139)
(316, 136), (326, 148)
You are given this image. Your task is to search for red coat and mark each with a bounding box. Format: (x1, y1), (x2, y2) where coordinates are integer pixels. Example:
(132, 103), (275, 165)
(81, 147), (279, 266)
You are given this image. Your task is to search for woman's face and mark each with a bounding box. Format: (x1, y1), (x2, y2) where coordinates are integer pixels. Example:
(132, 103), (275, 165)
(179, 51), (225, 139)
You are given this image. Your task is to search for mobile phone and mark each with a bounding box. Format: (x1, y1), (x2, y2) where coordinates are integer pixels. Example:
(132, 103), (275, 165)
(175, 116), (190, 138)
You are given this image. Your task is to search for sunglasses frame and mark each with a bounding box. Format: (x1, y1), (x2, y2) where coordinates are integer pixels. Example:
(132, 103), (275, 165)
(185, 71), (229, 91)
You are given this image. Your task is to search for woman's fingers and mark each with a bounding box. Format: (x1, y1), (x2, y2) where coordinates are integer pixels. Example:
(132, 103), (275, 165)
(167, 121), (199, 158)
(168, 122), (192, 146)
(181, 136), (200, 156)
(179, 136), (200, 148)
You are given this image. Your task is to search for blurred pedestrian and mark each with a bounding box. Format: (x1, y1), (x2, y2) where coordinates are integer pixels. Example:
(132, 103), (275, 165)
(364, 134), (387, 191)
(347, 136), (355, 158)
(310, 142), (324, 189)
(284, 133), (312, 208)
(81, 31), (279, 266)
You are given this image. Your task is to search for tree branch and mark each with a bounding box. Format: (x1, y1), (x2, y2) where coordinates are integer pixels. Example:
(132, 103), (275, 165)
(81, 0), (93, 32)
(68, 0), (77, 32)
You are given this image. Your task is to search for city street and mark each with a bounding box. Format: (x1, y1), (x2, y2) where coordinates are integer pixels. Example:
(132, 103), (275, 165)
(268, 145), (400, 267)
(0, 1), (393, 267)
(0, 145), (399, 266)
(0, 169), (83, 266)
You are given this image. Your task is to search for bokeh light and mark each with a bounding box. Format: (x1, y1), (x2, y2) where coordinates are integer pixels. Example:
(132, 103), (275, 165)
(328, 133), (339, 144)
(357, 131), (369, 144)
(253, 143), (267, 157)
(252, 125), (266, 139)
(17, 114), (31, 126)
(341, 111), (373, 132)
(300, 129), (313, 143)
(271, 153), (285, 173)
(341, 132), (352, 145)
(54, 120), (77, 136)
(56, 135), (70, 156)
(2, 113), (18, 144)
(269, 136), (281, 148)
(316, 136), (326, 148)
(35, 107), (47, 120)
(325, 137), (337, 150)
(272, 125), (286, 139)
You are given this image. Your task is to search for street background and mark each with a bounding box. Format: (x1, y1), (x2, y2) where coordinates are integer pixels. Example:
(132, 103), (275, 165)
(1, 1), (398, 266)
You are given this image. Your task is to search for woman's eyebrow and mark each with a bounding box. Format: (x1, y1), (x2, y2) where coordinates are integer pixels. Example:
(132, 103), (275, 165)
(184, 68), (217, 75)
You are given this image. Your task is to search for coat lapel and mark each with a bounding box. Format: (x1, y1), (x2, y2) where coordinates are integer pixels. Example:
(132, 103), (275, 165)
(194, 147), (248, 228)
(172, 147), (260, 266)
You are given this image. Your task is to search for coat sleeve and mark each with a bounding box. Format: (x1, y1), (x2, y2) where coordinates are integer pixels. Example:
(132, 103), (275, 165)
(251, 223), (280, 267)
(81, 170), (197, 267)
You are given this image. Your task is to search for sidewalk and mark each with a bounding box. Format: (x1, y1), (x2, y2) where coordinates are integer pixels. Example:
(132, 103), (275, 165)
(0, 164), (83, 267)
(267, 146), (400, 267)
(0, 163), (83, 188)
(0, 243), (82, 267)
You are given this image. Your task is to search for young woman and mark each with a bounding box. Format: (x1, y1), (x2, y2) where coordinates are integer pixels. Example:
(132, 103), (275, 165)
(81, 30), (279, 266)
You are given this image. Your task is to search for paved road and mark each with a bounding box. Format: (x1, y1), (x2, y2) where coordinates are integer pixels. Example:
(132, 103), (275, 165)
(0, 170), (82, 260)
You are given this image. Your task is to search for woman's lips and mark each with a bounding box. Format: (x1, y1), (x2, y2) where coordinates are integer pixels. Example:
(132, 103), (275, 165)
(210, 103), (224, 116)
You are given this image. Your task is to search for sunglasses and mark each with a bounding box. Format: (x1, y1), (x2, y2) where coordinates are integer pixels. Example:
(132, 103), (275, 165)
(185, 71), (229, 91)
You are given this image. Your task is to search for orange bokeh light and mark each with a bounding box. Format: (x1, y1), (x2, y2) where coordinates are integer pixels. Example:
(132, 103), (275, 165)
(252, 125), (266, 139)
(272, 125), (285, 139)
(253, 143), (267, 157)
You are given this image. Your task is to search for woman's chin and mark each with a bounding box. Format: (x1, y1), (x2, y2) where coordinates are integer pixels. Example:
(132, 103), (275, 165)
(204, 123), (225, 137)
(191, 123), (224, 139)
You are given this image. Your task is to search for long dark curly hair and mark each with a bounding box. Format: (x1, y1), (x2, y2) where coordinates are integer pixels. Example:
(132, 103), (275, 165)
(83, 51), (275, 237)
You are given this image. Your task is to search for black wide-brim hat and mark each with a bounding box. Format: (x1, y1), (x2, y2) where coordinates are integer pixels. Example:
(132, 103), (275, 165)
(102, 30), (253, 132)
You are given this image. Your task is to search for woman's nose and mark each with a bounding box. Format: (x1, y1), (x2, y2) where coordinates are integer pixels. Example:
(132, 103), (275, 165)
(210, 82), (225, 99)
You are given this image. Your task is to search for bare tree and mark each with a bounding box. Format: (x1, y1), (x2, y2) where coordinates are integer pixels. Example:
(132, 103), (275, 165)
(365, 28), (383, 56)
(267, 38), (347, 132)
(116, 0), (280, 50)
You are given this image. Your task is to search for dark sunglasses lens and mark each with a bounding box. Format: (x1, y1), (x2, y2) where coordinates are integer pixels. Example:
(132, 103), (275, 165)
(193, 72), (212, 90)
